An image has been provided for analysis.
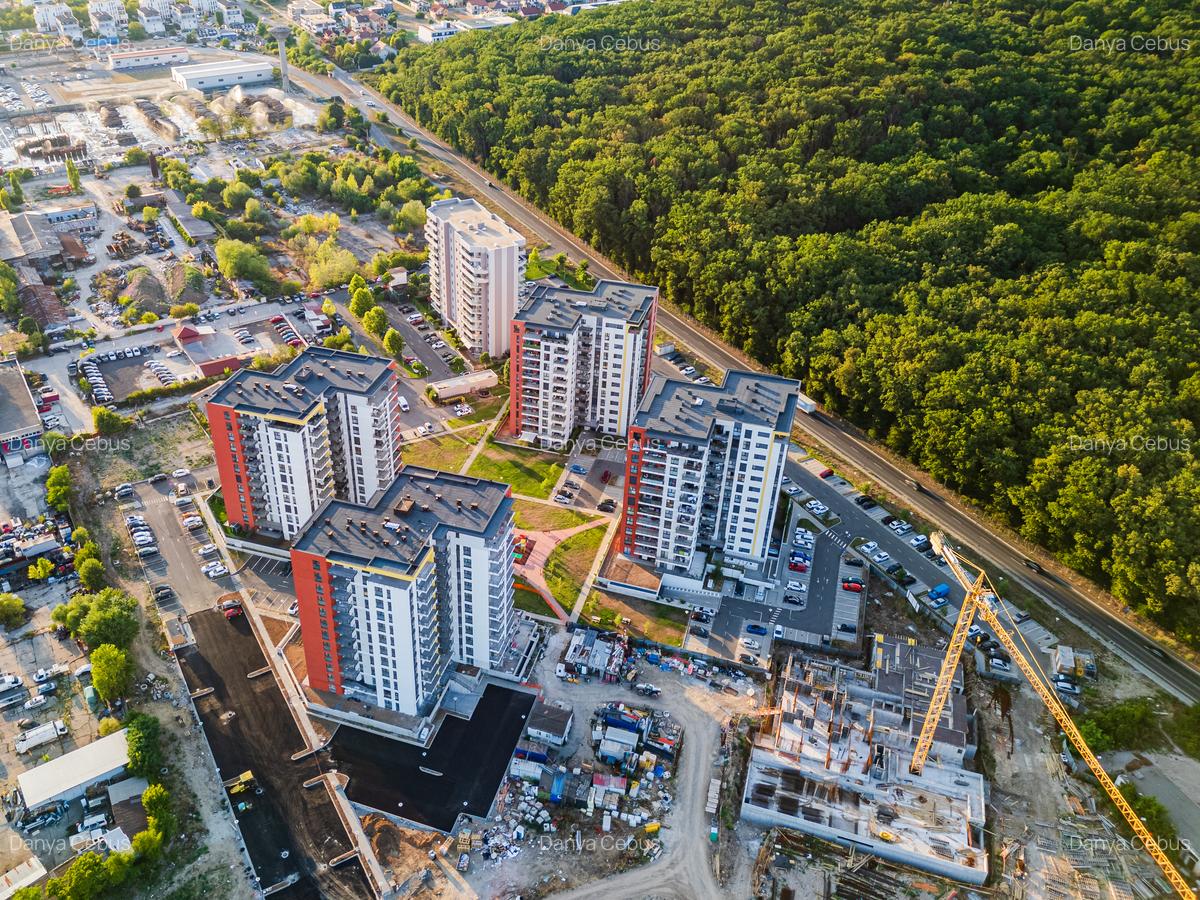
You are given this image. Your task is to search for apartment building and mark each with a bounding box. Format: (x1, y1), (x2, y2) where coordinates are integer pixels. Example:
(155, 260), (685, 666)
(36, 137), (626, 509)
(290, 468), (517, 717)
(215, 0), (244, 25)
(206, 347), (402, 540)
(425, 197), (525, 358)
(136, 6), (166, 33)
(620, 370), (799, 573)
(87, 0), (128, 34)
(509, 280), (657, 449)
(168, 3), (198, 30)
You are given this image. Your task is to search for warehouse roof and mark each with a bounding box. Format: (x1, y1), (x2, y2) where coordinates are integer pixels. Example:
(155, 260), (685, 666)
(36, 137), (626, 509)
(208, 346), (397, 417)
(293, 466), (511, 575)
(515, 279), (657, 331)
(18, 729), (129, 810)
(635, 369), (799, 441)
(0, 360), (42, 443)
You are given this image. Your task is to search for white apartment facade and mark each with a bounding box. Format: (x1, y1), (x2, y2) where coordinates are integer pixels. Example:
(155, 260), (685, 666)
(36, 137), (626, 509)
(87, 0), (128, 34)
(168, 4), (198, 31)
(621, 371), (800, 573)
(426, 197), (525, 358)
(510, 280), (658, 450)
(206, 347), (402, 540)
(215, 0), (244, 25)
(136, 7), (166, 34)
(291, 469), (517, 717)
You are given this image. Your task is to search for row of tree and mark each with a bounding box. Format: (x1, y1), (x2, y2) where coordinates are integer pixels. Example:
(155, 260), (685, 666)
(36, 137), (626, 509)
(377, 0), (1200, 647)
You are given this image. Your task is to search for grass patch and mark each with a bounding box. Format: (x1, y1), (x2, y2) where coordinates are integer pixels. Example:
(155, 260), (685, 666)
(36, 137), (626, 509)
(402, 426), (486, 473)
(469, 440), (564, 498)
(512, 499), (595, 533)
(513, 580), (556, 617)
(543, 524), (606, 612)
(86, 413), (212, 489)
(445, 389), (509, 428)
(579, 590), (687, 647)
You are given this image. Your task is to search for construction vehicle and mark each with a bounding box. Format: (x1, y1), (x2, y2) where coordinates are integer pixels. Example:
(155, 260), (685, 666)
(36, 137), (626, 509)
(912, 533), (1196, 900)
(225, 771), (256, 795)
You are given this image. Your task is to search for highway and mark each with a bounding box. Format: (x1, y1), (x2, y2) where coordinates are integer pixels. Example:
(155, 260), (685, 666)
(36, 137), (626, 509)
(251, 54), (1200, 704)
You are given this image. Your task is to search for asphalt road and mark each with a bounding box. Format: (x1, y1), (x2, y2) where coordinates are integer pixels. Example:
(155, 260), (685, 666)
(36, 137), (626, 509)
(309, 73), (1200, 705)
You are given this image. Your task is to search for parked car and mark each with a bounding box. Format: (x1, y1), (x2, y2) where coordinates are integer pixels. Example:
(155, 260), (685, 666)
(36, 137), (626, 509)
(742, 639), (761, 651)
(745, 623), (767, 635)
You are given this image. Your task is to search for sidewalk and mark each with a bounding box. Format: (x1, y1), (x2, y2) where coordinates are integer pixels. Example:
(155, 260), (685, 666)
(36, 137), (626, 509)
(516, 518), (608, 623)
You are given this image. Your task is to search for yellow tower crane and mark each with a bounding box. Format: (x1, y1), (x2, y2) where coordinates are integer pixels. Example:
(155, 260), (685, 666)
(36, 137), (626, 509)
(910, 533), (1196, 900)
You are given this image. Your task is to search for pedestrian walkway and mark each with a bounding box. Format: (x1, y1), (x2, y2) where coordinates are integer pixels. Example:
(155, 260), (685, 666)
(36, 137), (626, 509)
(516, 518), (608, 622)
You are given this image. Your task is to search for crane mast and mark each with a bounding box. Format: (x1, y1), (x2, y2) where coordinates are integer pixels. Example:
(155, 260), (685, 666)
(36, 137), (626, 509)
(909, 534), (1196, 900)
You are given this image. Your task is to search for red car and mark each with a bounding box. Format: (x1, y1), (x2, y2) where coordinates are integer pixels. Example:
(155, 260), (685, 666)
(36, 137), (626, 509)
(223, 605), (243, 620)
(841, 582), (863, 593)
(270, 315), (285, 324)
(819, 468), (834, 478)
(788, 561), (807, 572)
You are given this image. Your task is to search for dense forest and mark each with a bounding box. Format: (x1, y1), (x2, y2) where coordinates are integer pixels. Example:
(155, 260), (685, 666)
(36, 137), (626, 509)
(377, 0), (1200, 646)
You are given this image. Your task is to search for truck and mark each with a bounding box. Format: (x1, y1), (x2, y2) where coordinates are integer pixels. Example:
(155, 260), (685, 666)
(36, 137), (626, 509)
(16, 719), (67, 754)
(796, 392), (817, 414)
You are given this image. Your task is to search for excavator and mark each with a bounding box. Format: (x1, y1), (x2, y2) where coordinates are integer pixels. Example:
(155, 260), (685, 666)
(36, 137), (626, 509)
(911, 533), (1196, 900)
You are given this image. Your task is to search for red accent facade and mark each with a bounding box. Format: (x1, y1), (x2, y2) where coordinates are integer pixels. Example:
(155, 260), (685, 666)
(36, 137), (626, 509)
(508, 320), (525, 435)
(619, 425), (645, 555)
(290, 548), (341, 694)
(205, 401), (256, 532)
(642, 294), (658, 392)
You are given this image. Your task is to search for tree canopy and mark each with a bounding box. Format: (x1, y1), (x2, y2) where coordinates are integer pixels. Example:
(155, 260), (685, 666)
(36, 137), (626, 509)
(379, 0), (1200, 646)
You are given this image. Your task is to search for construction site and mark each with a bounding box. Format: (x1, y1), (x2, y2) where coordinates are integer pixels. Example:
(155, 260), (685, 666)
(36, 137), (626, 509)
(742, 637), (988, 885)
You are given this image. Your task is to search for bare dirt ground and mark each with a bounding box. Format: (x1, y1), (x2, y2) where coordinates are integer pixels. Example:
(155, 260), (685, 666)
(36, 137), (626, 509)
(360, 815), (454, 896)
(462, 630), (760, 900)
(80, 411), (213, 491)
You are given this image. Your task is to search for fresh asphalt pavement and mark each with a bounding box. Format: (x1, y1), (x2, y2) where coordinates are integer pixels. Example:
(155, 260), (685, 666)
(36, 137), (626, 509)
(178, 609), (368, 900)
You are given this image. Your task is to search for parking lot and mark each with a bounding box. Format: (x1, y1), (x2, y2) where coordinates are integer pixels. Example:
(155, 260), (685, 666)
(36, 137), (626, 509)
(178, 610), (367, 898)
(389, 303), (458, 381)
(129, 475), (230, 616)
(549, 451), (624, 511)
(239, 557), (298, 619)
(77, 342), (196, 404)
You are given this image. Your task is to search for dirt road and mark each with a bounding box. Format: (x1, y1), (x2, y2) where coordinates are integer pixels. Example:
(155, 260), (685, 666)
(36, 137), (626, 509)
(533, 634), (753, 900)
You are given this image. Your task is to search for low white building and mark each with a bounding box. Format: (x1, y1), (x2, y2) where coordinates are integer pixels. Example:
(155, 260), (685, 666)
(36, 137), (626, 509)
(169, 3), (198, 31)
(17, 729), (129, 811)
(108, 45), (189, 69)
(416, 20), (461, 42)
(171, 59), (273, 91)
(33, 1), (72, 33)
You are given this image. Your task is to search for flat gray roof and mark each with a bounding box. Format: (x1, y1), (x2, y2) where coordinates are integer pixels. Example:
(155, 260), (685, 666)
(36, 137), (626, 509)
(635, 369), (800, 441)
(292, 466), (511, 575)
(208, 346), (396, 418)
(426, 197), (524, 250)
(0, 361), (42, 442)
(515, 279), (656, 330)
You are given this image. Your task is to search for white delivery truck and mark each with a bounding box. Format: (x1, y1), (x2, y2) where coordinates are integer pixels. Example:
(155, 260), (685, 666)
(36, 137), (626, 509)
(16, 719), (67, 754)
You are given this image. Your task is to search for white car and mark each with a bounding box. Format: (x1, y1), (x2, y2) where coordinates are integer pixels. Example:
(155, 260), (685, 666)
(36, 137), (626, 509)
(861, 541), (878, 554)
(783, 485), (800, 495)
(133, 534), (156, 547)
(786, 580), (804, 591)
(23, 695), (48, 711)
(553, 494), (572, 505)
(872, 551), (890, 563)
(200, 561), (224, 573)
(742, 639), (761, 650)
(287, 601), (299, 616)
(205, 566), (229, 579)
(811, 503), (829, 515)
(197, 544), (218, 557)
(909, 534), (928, 547)
(183, 518), (204, 530)
(804, 499), (820, 510)
(172, 468), (190, 478)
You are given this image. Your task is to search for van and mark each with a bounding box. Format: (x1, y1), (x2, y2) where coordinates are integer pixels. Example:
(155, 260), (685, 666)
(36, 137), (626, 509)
(73, 663), (92, 679)
(398, 396), (410, 413)
(80, 813), (107, 832)
(0, 692), (28, 711)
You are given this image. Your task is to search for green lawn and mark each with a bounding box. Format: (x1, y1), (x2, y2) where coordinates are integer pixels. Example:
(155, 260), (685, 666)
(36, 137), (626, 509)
(468, 441), (564, 498)
(543, 524), (607, 612)
(445, 389), (508, 427)
(526, 251), (595, 290)
(579, 591), (687, 647)
(513, 580), (556, 617)
(512, 499), (595, 533)
(402, 426), (486, 473)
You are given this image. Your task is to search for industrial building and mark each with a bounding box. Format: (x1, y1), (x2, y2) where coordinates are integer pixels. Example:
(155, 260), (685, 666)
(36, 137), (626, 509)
(741, 644), (987, 885)
(0, 360), (44, 464)
(509, 279), (658, 449)
(107, 45), (189, 70)
(171, 59), (274, 92)
(425, 197), (526, 358)
(17, 729), (130, 811)
(206, 347), (403, 539)
(620, 370), (799, 575)
(290, 467), (518, 718)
